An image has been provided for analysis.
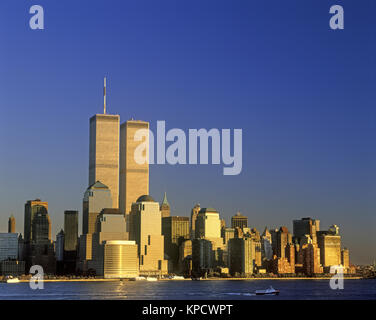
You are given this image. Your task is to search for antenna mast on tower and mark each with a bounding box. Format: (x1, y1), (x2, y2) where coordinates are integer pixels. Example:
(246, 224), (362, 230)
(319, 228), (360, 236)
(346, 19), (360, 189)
(103, 77), (107, 114)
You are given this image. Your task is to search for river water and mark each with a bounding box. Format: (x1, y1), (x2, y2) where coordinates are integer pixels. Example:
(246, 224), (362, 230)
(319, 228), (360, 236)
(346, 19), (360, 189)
(0, 279), (375, 300)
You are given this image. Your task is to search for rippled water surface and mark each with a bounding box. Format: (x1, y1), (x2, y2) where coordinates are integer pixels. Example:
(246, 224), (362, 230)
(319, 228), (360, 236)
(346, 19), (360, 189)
(0, 279), (375, 300)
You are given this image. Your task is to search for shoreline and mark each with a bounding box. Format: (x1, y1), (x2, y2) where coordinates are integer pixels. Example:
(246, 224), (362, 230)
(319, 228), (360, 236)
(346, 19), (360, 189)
(11, 276), (363, 283)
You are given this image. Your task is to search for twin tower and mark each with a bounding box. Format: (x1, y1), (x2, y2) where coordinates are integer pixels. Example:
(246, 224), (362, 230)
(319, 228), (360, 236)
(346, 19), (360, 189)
(89, 106), (149, 215)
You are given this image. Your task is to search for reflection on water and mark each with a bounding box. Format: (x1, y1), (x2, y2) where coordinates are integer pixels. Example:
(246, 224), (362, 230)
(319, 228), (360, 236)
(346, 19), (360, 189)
(0, 279), (375, 300)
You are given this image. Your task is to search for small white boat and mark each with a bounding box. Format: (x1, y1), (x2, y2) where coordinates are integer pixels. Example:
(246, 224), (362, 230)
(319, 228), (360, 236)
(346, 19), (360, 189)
(171, 276), (185, 280)
(255, 286), (279, 295)
(5, 276), (20, 284)
(146, 277), (158, 282)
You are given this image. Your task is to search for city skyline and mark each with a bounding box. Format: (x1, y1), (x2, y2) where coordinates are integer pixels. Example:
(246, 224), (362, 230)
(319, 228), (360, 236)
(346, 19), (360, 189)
(1, 0), (375, 266)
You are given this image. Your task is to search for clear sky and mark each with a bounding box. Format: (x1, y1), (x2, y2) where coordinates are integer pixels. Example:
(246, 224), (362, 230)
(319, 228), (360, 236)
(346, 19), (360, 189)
(0, 0), (375, 264)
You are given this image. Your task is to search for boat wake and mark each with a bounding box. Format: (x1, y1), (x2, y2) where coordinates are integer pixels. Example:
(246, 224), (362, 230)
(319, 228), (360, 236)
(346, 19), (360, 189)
(224, 292), (256, 296)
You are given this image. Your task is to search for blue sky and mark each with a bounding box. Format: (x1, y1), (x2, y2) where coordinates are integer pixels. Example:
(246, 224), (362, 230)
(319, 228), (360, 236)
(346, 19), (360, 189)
(0, 0), (375, 264)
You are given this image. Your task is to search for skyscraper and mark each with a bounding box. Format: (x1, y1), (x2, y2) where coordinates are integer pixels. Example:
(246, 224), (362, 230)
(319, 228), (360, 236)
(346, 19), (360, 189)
(31, 208), (51, 243)
(129, 195), (167, 275)
(317, 226), (341, 268)
(0, 233), (18, 261)
(274, 226), (293, 259)
(24, 199), (49, 243)
(160, 192), (170, 218)
(101, 240), (139, 279)
(55, 229), (65, 275)
(24, 199), (55, 273)
(64, 211), (78, 252)
(231, 212), (248, 229)
(293, 217), (320, 244)
(89, 113), (120, 209)
(195, 208), (221, 239)
(64, 210), (78, 273)
(261, 227), (273, 261)
(162, 216), (189, 271)
(82, 181), (113, 235)
(119, 120), (149, 215)
(88, 210), (138, 278)
(228, 237), (255, 276)
(192, 238), (213, 276)
(194, 208), (224, 267)
(190, 204), (201, 239)
(8, 215), (15, 233)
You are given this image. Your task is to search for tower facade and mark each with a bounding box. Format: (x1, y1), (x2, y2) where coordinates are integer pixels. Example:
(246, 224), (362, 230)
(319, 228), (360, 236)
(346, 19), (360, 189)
(228, 237), (255, 276)
(190, 204), (201, 239)
(64, 210), (78, 252)
(89, 114), (120, 209)
(24, 199), (49, 243)
(293, 217), (320, 244)
(119, 120), (149, 215)
(162, 216), (189, 271)
(129, 195), (167, 275)
(231, 212), (248, 229)
(195, 208), (221, 239)
(82, 181), (113, 235)
(160, 192), (170, 218)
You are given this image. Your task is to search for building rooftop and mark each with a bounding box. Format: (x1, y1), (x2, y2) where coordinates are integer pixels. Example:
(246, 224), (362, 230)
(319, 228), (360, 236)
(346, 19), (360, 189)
(199, 208), (218, 214)
(161, 192), (170, 207)
(233, 212), (247, 218)
(88, 181), (109, 190)
(136, 195), (155, 202)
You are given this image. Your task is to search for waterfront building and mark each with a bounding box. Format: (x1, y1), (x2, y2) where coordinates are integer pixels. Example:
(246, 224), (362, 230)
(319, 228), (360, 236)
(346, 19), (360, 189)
(88, 209), (131, 275)
(162, 216), (189, 272)
(0, 233), (25, 276)
(192, 238), (213, 276)
(8, 215), (15, 233)
(317, 225), (341, 269)
(63, 210), (79, 274)
(82, 181), (113, 235)
(160, 192), (170, 218)
(267, 255), (295, 275)
(77, 234), (93, 273)
(0, 260), (25, 276)
(64, 211), (78, 252)
(97, 240), (139, 278)
(23, 199), (56, 274)
(231, 212), (248, 229)
(178, 239), (192, 275)
(129, 195), (168, 275)
(228, 237), (255, 276)
(31, 210), (51, 243)
(0, 233), (18, 261)
(89, 112), (120, 209)
(119, 120), (149, 215)
(24, 199), (49, 243)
